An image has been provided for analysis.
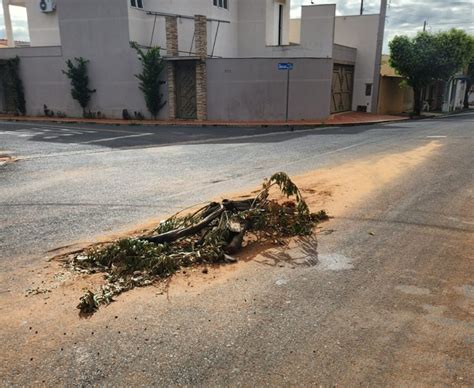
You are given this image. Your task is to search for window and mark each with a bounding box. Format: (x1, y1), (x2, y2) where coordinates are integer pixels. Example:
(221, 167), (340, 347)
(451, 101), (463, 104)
(213, 0), (229, 10)
(265, 1), (289, 46)
(278, 4), (283, 46)
(365, 83), (372, 97)
(131, 0), (143, 9)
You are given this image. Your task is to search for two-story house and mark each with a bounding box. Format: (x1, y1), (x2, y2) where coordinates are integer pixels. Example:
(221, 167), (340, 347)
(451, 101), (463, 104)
(0, 0), (387, 121)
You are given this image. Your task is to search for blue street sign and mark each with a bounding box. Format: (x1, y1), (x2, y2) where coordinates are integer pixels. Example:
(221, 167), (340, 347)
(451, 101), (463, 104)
(278, 63), (294, 71)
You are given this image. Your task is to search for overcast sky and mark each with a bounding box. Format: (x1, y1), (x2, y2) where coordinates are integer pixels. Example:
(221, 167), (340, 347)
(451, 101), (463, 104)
(293, 0), (473, 52)
(1, 1), (473, 52)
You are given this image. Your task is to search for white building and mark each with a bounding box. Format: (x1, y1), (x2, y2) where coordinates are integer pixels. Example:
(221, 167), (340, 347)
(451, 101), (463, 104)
(0, 0), (386, 121)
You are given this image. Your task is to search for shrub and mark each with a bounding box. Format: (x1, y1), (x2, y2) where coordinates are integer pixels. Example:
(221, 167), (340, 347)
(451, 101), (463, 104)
(63, 57), (96, 117)
(131, 42), (167, 119)
(2, 56), (26, 115)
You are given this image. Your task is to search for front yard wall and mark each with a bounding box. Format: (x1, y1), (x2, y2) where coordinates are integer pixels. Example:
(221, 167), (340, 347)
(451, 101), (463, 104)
(207, 57), (333, 121)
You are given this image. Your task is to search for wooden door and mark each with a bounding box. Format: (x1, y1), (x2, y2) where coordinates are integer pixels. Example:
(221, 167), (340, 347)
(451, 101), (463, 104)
(176, 61), (197, 120)
(331, 64), (354, 113)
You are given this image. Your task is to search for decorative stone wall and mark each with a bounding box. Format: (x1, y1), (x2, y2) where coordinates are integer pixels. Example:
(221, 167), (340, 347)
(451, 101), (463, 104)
(165, 16), (178, 119)
(165, 16), (178, 57)
(194, 15), (208, 120)
(196, 61), (207, 120)
(167, 64), (177, 120)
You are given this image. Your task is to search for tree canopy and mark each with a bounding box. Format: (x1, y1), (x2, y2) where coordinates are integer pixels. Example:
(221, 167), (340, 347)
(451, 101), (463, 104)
(389, 29), (474, 114)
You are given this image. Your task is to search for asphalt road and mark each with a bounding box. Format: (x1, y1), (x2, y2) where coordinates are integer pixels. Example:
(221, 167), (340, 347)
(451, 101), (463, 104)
(1, 115), (471, 268)
(1, 113), (473, 385)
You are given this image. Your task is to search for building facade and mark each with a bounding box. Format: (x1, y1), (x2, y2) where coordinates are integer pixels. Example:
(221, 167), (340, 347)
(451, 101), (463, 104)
(0, 0), (386, 121)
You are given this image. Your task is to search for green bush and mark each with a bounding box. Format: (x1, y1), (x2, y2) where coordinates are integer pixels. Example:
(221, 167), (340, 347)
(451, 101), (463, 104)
(131, 42), (167, 119)
(63, 57), (96, 116)
(3, 56), (26, 115)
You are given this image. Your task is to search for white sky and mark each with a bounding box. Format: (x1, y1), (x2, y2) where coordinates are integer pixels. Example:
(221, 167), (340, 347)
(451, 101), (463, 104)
(1, 1), (473, 52)
(293, 0), (473, 53)
(0, 5), (29, 42)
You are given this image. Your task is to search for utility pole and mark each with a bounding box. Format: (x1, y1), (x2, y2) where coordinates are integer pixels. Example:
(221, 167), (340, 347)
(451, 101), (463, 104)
(360, 0), (364, 15)
(423, 20), (427, 32)
(370, 0), (388, 114)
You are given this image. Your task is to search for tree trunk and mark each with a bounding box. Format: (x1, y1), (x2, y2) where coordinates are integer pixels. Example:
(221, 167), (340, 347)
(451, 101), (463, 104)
(413, 86), (422, 116)
(142, 204), (224, 244)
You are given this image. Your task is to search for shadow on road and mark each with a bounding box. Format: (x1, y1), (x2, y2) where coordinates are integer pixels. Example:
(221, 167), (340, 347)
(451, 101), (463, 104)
(1, 121), (415, 150)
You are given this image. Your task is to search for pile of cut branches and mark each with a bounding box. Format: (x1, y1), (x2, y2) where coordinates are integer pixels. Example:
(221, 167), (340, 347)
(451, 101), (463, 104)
(70, 173), (328, 315)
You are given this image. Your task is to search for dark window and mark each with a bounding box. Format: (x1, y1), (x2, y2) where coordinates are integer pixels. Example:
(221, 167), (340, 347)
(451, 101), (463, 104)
(278, 4), (283, 45)
(131, 0), (143, 9)
(365, 83), (372, 96)
(214, 0), (228, 9)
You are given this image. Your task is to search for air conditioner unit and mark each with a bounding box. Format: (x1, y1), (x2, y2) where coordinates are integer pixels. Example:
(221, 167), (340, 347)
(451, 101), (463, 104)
(39, 0), (56, 13)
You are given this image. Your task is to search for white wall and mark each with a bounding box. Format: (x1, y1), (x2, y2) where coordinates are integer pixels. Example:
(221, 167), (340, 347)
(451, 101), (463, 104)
(24, 0), (60, 46)
(128, 0), (239, 58)
(300, 5), (334, 59)
(127, 1), (340, 60)
(289, 18), (300, 44)
(0, 0), (161, 119)
(265, 0), (290, 46)
(334, 14), (380, 112)
(0, 46), (73, 115)
(237, 2), (335, 58)
(207, 57), (333, 121)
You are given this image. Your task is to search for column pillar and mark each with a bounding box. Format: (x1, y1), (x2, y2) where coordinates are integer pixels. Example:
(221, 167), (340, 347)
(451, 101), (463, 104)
(371, 0), (388, 113)
(165, 16), (178, 119)
(2, 0), (14, 47)
(194, 15), (208, 121)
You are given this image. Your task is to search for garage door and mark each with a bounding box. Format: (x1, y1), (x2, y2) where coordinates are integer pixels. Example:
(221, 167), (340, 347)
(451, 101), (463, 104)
(331, 64), (354, 113)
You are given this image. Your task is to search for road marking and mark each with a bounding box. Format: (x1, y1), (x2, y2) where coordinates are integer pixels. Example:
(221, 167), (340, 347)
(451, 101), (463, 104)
(17, 125), (373, 161)
(427, 135), (447, 138)
(0, 121), (144, 134)
(81, 133), (154, 144)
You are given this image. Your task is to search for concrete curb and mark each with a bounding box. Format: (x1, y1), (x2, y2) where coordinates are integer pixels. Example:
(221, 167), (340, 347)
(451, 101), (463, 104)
(405, 109), (473, 121)
(0, 116), (408, 129)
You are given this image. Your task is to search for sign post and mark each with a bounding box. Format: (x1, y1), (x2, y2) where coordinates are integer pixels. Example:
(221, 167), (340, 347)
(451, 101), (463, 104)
(278, 63), (294, 122)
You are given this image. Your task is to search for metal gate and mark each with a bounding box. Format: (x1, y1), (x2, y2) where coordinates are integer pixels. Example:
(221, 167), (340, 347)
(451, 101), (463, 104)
(176, 60), (197, 119)
(331, 64), (354, 113)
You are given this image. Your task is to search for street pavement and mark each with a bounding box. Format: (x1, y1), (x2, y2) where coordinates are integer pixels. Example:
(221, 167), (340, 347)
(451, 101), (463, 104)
(0, 113), (473, 385)
(0, 115), (469, 268)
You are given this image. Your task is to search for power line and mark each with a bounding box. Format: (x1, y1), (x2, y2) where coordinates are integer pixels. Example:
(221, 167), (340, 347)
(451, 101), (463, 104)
(428, 21), (473, 26)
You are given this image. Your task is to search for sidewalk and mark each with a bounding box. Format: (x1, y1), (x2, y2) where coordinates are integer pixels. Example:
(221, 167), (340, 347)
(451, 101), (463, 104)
(0, 111), (408, 127)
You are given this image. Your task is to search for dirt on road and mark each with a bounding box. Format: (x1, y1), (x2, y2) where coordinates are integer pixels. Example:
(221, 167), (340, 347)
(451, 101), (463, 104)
(0, 154), (16, 166)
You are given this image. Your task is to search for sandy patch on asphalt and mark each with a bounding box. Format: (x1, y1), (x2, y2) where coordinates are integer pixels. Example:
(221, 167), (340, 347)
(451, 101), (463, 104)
(0, 153), (16, 165)
(45, 141), (442, 261)
(286, 140), (441, 217)
(0, 140), (444, 367)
